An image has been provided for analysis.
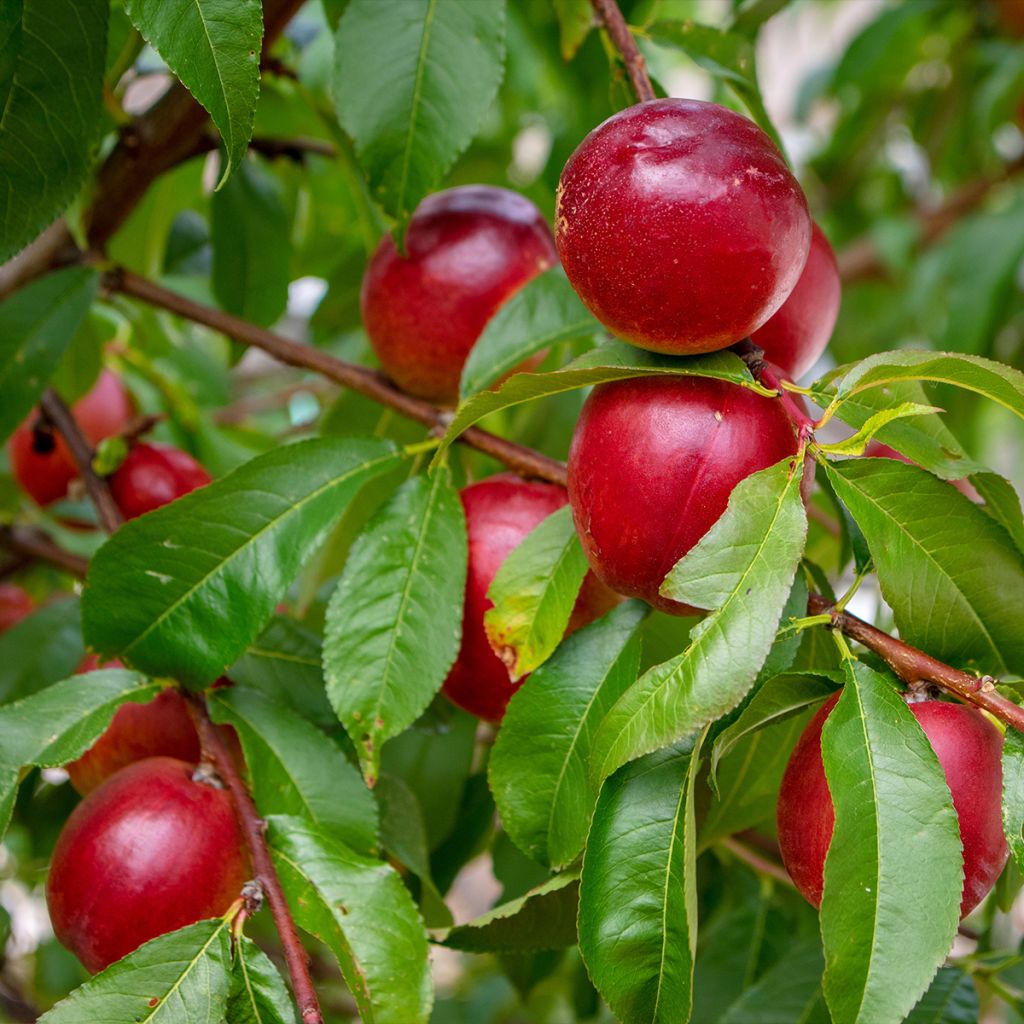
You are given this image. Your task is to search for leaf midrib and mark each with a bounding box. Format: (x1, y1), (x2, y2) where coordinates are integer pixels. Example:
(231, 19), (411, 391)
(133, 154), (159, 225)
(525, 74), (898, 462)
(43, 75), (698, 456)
(394, 0), (438, 216)
(121, 448), (397, 660)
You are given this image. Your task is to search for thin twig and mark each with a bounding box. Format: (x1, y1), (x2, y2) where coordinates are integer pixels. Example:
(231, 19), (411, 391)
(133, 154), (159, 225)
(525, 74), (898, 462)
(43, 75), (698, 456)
(106, 267), (569, 485)
(38, 390), (123, 535)
(184, 691), (324, 1024)
(0, 527), (89, 578)
(589, 0), (655, 102)
(720, 836), (796, 889)
(808, 594), (1024, 732)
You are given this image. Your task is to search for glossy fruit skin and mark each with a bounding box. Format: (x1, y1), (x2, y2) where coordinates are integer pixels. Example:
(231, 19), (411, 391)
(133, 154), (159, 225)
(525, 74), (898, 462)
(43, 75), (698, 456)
(751, 223), (840, 378)
(777, 695), (1008, 919)
(108, 442), (212, 520)
(442, 474), (617, 722)
(9, 371), (134, 506)
(66, 657), (200, 795)
(47, 757), (249, 973)
(0, 584), (34, 634)
(556, 99), (811, 354)
(361, 186), (558, 405)
(567, 376), (800, 614)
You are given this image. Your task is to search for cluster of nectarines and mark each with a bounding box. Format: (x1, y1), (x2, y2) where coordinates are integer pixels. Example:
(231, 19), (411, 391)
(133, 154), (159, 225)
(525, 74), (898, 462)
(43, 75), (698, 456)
(7, 95), (1006, 975)
(363, 97), (1005, 922)
(5, 373), (242, 970)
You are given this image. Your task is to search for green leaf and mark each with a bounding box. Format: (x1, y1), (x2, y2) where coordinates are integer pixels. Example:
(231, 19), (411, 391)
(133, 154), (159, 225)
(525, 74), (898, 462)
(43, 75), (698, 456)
(820, 661), (962, 1024)
(228, 937), (299, 1024)
(0, 597), (84, 703)
(0, 669), (159, 837)
(0, 267), (98, 444)
(710, 670), (840, 779)
(973, 472), (1024, 557)
(720, 941), (827, 1024)
(578, 738), (701, 1024)
(210, 687), (378, 856)
(1003, 728), (1024, 874)
(484, 505), (588, 681)
(818, 402), (942, 457)
(376, 773), (451, 927)
(434, 342), (764, 463)
(123, 0), (262, 185)
(269, 815), (432, 1024)
(819, 350), (1024, 425)
(904, 967), (980, 1024)
(489, 601), (647, 868)
(443, 871), (579, 953)
(647, 20), (783, 153)
(212, 159), (292, 327)
(334, 0), (507, 227)
(698, 701), (813, 850)
(230, 616), (335, 728)
(552, 0), (593, 59)
(828, 381), (983, 482)
(824, 458), (1024, 674)
(591, 457), (807, 783)
(380, 706), (477, 850)
(460, 267), (599, 399)
(38, 918), (232, 1023)
(82, 438), (401, 687)
(323, 467), (467, 784)
(0, 0), (107, 263)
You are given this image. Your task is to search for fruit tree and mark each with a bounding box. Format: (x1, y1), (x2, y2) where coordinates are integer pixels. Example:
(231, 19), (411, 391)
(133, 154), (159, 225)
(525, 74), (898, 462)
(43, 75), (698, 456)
(1, 1), (1024, 1022)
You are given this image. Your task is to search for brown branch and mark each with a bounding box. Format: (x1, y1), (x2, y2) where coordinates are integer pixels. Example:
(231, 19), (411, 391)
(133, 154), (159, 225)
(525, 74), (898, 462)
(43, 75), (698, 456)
(106, 267), (569, 486)
(0, 527), (89, 578)
(38, 390), (123, 535)
(837, 153), (1024, 283)
(808, 594), (1024, 732)
(589, 0), (655, 103)
(0, 0), (306, 300)
(184, 691), (323, 1024)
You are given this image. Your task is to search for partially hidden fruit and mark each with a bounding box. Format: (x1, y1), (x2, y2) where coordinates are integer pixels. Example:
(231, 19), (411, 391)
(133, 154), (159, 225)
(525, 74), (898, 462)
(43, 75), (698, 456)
(751, 223), (840, 378)
(556, 98), (811, 354)
(442, 474), (617, 722)
(108, 442), (212, 520)
(0, 584), (34, 634)
(47, 756), (249, 972)
(66, 657), (200, 795)
(777, 694), (1008, 918)
(9, 371), (134, 507)
(361, 185), (558, 405)
(567, 376), (800, 614)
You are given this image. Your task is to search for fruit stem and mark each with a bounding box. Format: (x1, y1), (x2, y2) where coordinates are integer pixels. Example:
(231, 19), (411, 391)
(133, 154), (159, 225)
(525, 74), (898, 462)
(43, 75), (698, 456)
(38, 389), (124, 535)
(183, 690), (325, 1024)
(808, 593), (1024, 733)
(589, 0), (656, 102)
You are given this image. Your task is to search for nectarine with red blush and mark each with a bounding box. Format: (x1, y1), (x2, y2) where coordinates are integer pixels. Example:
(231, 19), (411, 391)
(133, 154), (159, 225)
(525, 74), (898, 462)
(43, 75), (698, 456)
(442, 474), (616, 722)
(777, 695), (1007, 918)
(47, 756), (249, 972)
(567, 376), (800, 614)
(556, 99), (811, 354)
(361, 186), (558, 405)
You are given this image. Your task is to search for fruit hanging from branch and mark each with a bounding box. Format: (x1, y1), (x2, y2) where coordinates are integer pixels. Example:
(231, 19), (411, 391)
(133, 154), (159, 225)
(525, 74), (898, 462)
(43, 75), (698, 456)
(567, 375), (800, 613)
(361, 185), (558, 405)
(47, 756), (250, 973)
(555, 98), (811, 354)
(777, 694), (1008, 918)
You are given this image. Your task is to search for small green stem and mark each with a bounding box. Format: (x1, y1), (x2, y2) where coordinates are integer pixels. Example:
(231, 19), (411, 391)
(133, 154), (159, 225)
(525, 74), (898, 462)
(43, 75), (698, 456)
(834, 570), (868, 614)
(403, 437), (442, 458)
(831, 628), (855, 662)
